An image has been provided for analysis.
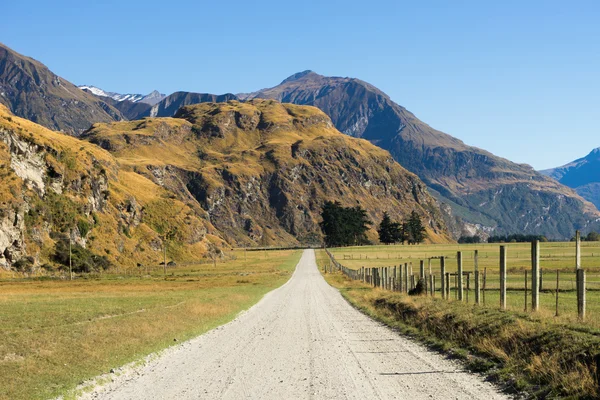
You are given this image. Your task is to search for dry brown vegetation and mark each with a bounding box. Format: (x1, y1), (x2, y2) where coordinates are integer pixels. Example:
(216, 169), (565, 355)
(0, 249), (301, 400)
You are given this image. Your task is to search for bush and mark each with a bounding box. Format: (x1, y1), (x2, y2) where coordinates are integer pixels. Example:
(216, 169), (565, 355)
(52, 236), (111, 273)
(77, 219), (91, 237)
(13, 257), (34, 271)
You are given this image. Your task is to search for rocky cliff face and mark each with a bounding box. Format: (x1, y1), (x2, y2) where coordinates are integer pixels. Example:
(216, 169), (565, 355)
(0, 43), (123, 135)
(84, 100), (452, 246)
(246, 71), (600, 239)
(0, 105), (215, 270)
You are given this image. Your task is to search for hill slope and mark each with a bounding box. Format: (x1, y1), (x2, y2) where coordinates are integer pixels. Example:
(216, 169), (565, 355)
(0, 104), (218, 270)
(541, 148), (600, 209)
(83, 99), (451, 246)
(244, 71), (600, 239)
(0, 100), (450, 270)
(0, 43), (123, 135)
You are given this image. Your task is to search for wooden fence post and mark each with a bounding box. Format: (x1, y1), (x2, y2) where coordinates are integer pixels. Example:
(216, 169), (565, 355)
(420, 260), (425, 279)
(399, 265), (403, 292)
(466, 272), (470, 303)
(483, 267), (487, 305)
(531, 240), (540, 312)
(474, 250), (480, 305)
(500, 246), (507, 310)
(404, 263), (409, 294)
(524, 270), (528, 312)
(576, 230), (581, 271)
(555, 269), (559, 317)
(430, 274), (434, 297)
(457, 251), (464, 301)
(446, 273), (450, 299)
(577, 269), (586, 320)
(440, 257), (446, 299)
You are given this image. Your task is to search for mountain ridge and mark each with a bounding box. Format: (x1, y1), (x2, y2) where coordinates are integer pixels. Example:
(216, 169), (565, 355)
(0, 43), (123, 135)
(245, 70), (600, 239)
(541, 147), (600, 209)
(79, 85), (166, 105)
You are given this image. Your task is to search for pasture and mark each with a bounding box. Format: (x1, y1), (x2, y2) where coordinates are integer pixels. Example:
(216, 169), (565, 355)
(0, 249), (301, 400)
(327, 242), (600, 325)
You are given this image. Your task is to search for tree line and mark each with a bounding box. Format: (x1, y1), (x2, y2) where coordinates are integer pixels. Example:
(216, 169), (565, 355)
(320, 201), (427, 247)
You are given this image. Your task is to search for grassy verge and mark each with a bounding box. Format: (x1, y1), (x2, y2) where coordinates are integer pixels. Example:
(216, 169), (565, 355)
(329, 243), (600, 325)
(0, 250), (301, 400)
(316, 250), (600, 398)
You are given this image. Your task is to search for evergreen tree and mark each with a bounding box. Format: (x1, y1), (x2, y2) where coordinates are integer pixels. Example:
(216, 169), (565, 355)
(378, 212), (394, 244)
(406, 211), (427, 244)
(389, 221), (404, 243)
(378, 212), (404, 244)
(320, 201), (371, 246)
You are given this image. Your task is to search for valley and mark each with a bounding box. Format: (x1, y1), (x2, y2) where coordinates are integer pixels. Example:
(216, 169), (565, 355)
(0, 14), (599, 399)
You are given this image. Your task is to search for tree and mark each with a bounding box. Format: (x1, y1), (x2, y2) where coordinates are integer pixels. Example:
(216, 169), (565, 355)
(378, 212), (393, 244)
(586, 231), (600, 241)
(378, 212), (404, 244)
(320, 201), (371, 247)
(406, 211), (427, 245)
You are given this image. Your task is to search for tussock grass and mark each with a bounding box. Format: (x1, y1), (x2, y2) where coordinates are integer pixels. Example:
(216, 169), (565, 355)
(0, 250), (301, 400)
(317, 249), (600, 398)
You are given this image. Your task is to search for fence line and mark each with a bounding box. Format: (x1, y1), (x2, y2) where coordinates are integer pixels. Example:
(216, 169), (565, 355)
(324, 233), (588, 320)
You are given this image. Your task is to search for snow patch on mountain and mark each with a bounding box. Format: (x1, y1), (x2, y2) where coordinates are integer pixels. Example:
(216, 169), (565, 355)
(79, 85), (165, 105)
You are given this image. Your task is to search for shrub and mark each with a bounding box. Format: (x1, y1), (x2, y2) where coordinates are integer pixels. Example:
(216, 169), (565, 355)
(52, 236), (111, 273)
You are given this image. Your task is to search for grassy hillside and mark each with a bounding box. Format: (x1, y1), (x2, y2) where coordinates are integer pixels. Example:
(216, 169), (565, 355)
(84, 99), (452, 246)
(0, 104), (219, 271)
(0, 99), (452, 271)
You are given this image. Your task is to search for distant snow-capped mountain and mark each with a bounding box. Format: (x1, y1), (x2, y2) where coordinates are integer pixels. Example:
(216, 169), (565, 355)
(79, 85), (165, 106)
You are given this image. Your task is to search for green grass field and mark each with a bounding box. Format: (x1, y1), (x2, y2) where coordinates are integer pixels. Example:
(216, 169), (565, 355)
(328, 242), (600, 326)
(0, 249), (301, 400)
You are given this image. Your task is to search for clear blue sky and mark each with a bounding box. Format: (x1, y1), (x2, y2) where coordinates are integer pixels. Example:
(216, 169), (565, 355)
(3, 0), (599, 170)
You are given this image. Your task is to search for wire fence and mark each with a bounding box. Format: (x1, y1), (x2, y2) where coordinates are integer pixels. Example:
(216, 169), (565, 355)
(325, 239), (591, 321)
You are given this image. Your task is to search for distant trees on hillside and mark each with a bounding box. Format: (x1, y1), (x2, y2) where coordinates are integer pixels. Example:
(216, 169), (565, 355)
(586, 232), (600, 241)
(320, 201), (371, 247)
(377, 211), (426, 245)
(570, 231), (600, 242)
(487, 234), (548, 243)
(458, 235), (482, 244)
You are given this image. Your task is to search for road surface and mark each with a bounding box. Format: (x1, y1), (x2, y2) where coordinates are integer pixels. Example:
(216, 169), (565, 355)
(82, 249), (508, 399)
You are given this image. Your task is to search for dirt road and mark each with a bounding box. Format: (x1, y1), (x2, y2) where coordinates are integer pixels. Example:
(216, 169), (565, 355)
(83, 249), (508, 399)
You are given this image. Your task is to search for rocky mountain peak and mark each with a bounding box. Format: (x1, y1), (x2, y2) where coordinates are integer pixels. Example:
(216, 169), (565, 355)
(280, 70), (320, 84)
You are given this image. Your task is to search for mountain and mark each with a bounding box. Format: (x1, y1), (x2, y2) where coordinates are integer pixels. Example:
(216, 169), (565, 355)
(85, 90), (240, 120)
(541, 148), (600, 209)
(79, 85), (166, 105)
(87, 94), (153, 120)
(0, 43), (123, 135)
(242, 71), (600, 239)
(0, 100), (450, 270)
(138, 91), (239, 119)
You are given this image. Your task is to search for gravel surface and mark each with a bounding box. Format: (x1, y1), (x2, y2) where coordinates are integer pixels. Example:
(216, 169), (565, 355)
(81, 249), (509, 399)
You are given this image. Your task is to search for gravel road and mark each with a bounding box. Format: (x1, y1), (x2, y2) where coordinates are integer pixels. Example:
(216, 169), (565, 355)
(82, 249), (508, 400)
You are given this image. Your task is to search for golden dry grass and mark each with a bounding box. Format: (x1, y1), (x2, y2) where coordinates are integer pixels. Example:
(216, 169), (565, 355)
(0, 249), (301, 400)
